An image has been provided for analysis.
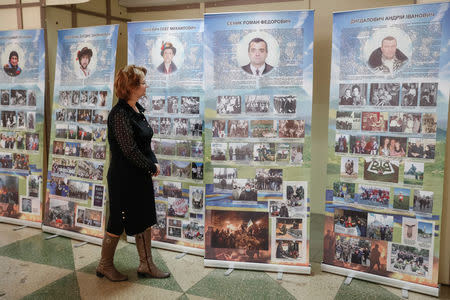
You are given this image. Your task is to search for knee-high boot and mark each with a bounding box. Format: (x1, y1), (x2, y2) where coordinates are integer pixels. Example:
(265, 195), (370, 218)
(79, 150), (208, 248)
(135, 229), (170, 278)
(96, 233), (128, 281)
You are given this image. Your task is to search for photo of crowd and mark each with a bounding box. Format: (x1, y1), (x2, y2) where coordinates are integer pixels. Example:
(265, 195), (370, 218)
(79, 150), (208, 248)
(217, 95), (241, 114)
(357, 185), (390, 207)
(336, 111), (361, 130)
(245, 95), (270, 113)
(367, 213), (393, 241)
(273, 95), (296, 114)
(335, 235), (371, 267)
(388, 243), (430, 278)
(334, 208), (367, 237)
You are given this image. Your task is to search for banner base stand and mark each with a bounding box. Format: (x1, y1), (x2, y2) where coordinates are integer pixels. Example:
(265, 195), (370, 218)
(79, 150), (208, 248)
(176, 252), (187, 259)
(74, 241), (89, 248)
(402, 289), (409, 299)
(277, 272), (283, 280)
(13, 225), (28, 231)
(321, 263), (439, 297)
(42, 225), (102, 246)
(224, 268), (234, 276)
(45, 234), (59, 240)
(0, 217), (41, 229)
(126, 236), (204, 257)
(204, 259), (311, 275)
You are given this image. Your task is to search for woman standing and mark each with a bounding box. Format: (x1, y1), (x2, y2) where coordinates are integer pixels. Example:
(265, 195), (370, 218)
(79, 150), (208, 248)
(96, 65), (170, 281)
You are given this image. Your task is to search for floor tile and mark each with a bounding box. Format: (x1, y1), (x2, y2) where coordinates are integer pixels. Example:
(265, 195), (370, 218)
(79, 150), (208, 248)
(0, 233), (75, 270)
(0, 256), (72, 299)
(0, 223), (41, 247)
(22, 271), (81, 300)
(383, 284), (450, 300)
(334, 278), (401, 300)
(186, 294), (216, 300)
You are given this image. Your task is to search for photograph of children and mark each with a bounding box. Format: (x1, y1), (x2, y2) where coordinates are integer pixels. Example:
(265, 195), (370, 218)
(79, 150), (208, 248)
(404, 161), (424, 186)
(172, 160), (191, 179)
(92, 110), (108, 124)
(0, 132), (15, 150)
(47, 198), (75, 228)
(276, 218), (303, 239)
(361, 112), (388, 132)
(191, 141), (203, 158)
(284, 181), (307, 210)
(367, 213), (393, 241)
(55, 108), (66, 122)
(276, 143), (290, 163)
(77, 125), (92, 141)
(99, 91), (107, 107)
(76, 208), (102, 228)
(207, 210), (269, 263)
(167, 197), (189, 218)
(212, 120), (226, 138)
(402, 217), (418, 246)
(173, 118), (188, 136)
(228, 143), (253, 161)
(388, 243), (431, 278)
(339, 84), (367, 106)
(88, 91), (98, 107)
(1, 111), (16, 128)
(152, 96), (165, 112)
(216, 95), (241, 114)
(16, 111), (26, 129)
(167, 96), (178, 114)
(336, 111), (361, 130)
(417, 221), (433, 249)
(190, 119), (202, 136)
(55, 124), (68, 139)
(159, 160), (172, 176)
(27, 175), (40, 198)
(228, 120), (248, 138)
(363, 158), (399, 183)
(369, 83), (400, 106)
(181, 96), (200, 114)
(279, 120), (305, 138)
(393, 188), (410, 211)
(51, 158), (76, 177)
(335, 134), (349, 153)
(152, 200), (167, 240)
(189, 186), (204, 212)
(0, 152), (13, 169)
(274, 240), (304, 261)
(93, 126), (107, 143)
(48, 175), (69, 197)
(1, 90), (9, 105)
(250, 120), (276, 138)
(334, 209), (367, 237)
(253, 143), (275, 162)
(80, 91), (88, 106)
(147, 117), (159, 134)
(419, 83), (438, 106)
(76, 160), (104, 181)
(333, 182), (355, 202)
(79, 142), (93, 159)
(58, 90), (71, 107)
(340, 157), (359, 179)
(77, 109), (92, 124)
(64, 142), (80, 157)
(176, 140), (190, 157)
(255, 168), (282, 192)
(67, 180), (91, 202)
(182, 220), (204, 241)
(159, 139), (175, 156)
(379, 136), (407, 157)
(423, 139), (435, 160)
(407, 138), (424, 158)
(211, 143), (227, 161)
(160, 117), (172, 135)
(15, 132), (24, 150)
(413, 190), (433, 214)
(71, 91), (80, 106)
(93, 144), (106, 160)
(401, 83), (418, 106)
(27, 90), (36, 107)
(137, 95), (149, 110)
(353, 196), (376, 222)
(273, 95), (296, 114)
(335, 235), (371, 267)
(245, 95), (270, 113)
(13, 153), (29, 170)
(391, 113), (421, 134)
(231, 179), (257, 201)
(66, 109), (76, 122)
(191, 162), (203, 180)
(422, 113), (437, 134)
(52, 141), (65, 155)
(163, 181), (182, 198)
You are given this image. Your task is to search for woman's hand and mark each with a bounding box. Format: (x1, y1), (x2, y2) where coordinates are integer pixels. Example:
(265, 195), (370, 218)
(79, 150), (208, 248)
(153, 163), (160, 177)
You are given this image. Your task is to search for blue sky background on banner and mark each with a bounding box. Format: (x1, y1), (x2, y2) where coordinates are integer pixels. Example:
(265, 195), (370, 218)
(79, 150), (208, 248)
(330, 3), (450, 130)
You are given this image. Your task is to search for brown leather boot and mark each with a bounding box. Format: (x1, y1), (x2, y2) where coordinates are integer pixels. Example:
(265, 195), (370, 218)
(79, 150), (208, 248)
(135, 229), (170, 278)
(96, 233), (128, 281)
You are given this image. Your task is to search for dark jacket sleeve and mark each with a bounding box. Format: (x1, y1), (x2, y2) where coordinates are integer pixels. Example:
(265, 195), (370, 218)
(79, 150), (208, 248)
(148, 148), (158, 164)
(110, 108), (157, 174)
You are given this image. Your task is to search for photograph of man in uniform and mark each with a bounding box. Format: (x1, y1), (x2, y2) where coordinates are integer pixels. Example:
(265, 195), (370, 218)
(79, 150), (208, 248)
(157, 42), (177, 74)
(76, 47), (93, 78)
(368, 36), (408, 74)
(241, 38), (273, 76)
(3, 51), (21, 77)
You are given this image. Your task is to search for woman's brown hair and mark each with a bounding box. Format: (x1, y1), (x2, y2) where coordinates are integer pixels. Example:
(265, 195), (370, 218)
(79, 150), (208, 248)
(114, 65), (147, 99)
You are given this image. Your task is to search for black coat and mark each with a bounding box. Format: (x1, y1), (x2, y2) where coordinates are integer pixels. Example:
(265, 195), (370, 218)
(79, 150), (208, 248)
(107, 99), (158, 235)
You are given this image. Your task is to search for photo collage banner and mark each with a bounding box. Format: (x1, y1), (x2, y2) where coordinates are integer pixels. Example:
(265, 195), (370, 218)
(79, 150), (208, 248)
(323, 3), (450, 288)
(43, 25), (119, 240)
(204, 11), (314, 271)
(0, 29), (45, 226)
(128, 20), (205, 251)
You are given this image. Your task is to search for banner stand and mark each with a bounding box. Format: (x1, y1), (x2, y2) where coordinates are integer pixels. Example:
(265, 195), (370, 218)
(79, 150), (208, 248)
(127, 236), (204, 257)
(0, 217), (41, 229)
(42, 225), (102, 245)
(205, 259), (311, 275)
(321, 263), (439, 297)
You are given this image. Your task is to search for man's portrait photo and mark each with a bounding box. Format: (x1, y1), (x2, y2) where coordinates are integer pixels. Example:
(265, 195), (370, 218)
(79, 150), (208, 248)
(76, 47), (93, 78)
(157, 42), (177, 74)
(3, 50), (22, 77)
(242, 38), (273, 76)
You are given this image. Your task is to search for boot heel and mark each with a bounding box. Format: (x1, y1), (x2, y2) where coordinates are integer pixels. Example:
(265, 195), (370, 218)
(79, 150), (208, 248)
(96, 271), (105, 278)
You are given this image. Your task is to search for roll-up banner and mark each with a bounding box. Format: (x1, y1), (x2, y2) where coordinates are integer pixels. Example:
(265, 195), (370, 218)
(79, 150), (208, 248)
(322, 3), (449, 296)
(203, 10), (314, 274)
(127, 20), (205, 255)
(0, 29), (45, 228)
(42, 25), (119, 244)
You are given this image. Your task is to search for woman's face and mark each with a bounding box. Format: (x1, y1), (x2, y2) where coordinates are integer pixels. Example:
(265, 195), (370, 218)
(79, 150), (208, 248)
(133, 77), (147, 99)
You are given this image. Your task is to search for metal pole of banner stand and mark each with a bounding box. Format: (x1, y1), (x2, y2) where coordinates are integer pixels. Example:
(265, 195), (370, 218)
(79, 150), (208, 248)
(224, 268), (234, 276)
(12, 225), (27, 231)
(175, 252), (187, 259)
(45, 234), (59, 240)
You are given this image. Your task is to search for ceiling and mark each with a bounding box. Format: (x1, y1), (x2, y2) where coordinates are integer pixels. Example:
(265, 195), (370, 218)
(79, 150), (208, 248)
(118, 0), (220, 7)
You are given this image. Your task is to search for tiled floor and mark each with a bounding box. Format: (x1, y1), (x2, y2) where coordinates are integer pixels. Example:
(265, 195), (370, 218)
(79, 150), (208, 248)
(0, 214), (449, 299)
